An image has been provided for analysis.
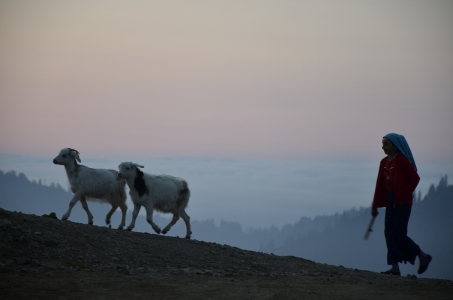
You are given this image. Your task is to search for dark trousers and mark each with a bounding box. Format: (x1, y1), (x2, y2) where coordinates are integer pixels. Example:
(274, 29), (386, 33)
(384, 192), (420, 265)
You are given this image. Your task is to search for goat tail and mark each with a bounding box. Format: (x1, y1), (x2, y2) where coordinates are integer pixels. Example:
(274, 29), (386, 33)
(106, 181), (127, 207)
(119, 185), (127, 202)
(176, 180), (190, 209)
(116, 176), (127, 202)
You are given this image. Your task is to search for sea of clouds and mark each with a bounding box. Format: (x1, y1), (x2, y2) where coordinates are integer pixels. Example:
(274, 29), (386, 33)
(0, 153), (451, 229)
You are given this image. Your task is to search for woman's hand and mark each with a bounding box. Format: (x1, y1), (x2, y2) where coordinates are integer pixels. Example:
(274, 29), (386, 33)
(372, 209), (379, 217)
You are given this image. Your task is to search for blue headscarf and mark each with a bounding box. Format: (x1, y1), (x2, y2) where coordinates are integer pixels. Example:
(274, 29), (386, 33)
(384, 133), (417, 171)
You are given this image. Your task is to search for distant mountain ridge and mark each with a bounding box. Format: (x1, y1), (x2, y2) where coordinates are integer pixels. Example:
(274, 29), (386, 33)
(261, 175), (453, 280)
(1, 170), (451, 280)
(0, 169), (367, 250)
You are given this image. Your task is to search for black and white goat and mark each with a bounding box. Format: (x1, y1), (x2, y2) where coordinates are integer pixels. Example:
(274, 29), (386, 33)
(53, 148), (127, 229)
(117, 162), (192, 238)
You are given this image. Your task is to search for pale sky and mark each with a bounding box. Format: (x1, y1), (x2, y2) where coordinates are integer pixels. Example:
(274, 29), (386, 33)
(0, 1), (452, 228)
(1, 0), (452, 160)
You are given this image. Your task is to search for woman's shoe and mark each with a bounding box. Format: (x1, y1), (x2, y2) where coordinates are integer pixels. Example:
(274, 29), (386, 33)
(418, 255), (432, 274)
(380, 269), (401, 276)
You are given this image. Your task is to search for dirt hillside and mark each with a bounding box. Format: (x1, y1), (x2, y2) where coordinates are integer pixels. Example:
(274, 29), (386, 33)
(1, 208), (451, 300)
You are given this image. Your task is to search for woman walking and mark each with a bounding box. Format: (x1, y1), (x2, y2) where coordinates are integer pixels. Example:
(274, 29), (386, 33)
(371, 133), (432, 275)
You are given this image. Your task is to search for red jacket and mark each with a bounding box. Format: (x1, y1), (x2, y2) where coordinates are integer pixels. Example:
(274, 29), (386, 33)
(372, 154), (420, 210)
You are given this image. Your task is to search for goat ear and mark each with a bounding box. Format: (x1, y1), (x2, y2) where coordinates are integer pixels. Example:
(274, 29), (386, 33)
(69, 150), (81, 163)
(132, 163), (144, 168)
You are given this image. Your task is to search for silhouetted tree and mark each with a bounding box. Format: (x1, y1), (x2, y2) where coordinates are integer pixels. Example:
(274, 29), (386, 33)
(438, 174), (448, 190)
(428, 183), (436, 196)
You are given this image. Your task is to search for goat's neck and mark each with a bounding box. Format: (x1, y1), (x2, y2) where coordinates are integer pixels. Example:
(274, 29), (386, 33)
(64, 159), (79, 178)
(124, 177), (135, 188)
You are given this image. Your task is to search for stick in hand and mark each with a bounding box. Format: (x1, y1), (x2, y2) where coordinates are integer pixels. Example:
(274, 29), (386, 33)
(363, 216), (375, 240)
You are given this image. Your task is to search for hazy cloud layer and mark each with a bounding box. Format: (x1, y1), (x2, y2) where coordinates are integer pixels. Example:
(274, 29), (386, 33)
(1, 153), (451, 228)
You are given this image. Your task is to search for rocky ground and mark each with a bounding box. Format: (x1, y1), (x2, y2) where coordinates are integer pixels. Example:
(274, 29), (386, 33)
(1, 208), (452, 300)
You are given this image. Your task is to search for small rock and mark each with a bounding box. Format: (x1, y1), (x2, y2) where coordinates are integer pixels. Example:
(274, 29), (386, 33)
(31, 260), (41, 266)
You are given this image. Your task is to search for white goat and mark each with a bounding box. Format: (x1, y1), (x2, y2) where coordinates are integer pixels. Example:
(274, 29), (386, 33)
(53, 148), (127, 229)
(117, 162), (192, 238)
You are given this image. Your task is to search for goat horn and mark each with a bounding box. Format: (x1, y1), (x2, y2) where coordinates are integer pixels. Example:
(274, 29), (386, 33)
(68, 148), (80, 154)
